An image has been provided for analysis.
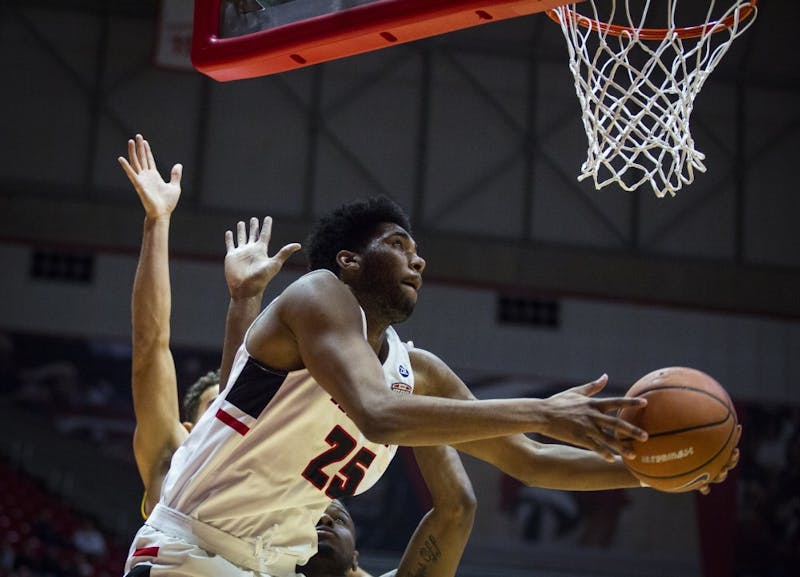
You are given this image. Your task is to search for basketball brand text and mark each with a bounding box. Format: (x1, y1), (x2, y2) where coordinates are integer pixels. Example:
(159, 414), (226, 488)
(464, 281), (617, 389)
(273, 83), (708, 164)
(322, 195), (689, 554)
(641, 446), (694, 464)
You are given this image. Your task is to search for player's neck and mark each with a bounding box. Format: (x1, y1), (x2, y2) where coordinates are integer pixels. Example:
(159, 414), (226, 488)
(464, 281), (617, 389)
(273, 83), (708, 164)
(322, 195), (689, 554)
(365, 319), (391, 362)
(352, 295), (393, 354)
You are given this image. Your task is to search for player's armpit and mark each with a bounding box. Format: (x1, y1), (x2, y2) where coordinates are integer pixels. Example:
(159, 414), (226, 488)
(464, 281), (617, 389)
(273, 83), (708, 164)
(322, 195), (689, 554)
(407, 348), (476, 400)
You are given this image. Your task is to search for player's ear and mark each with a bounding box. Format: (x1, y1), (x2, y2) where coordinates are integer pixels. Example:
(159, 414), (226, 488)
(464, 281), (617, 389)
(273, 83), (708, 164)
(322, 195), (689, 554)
(182, 421), (194, 433)
(336, 250), (361, 272)
(350, 550), (359, 572)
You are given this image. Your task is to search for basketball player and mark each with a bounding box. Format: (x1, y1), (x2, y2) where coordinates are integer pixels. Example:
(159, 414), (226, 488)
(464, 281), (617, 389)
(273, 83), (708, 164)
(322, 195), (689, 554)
(119, 134), (301, 518)
(284, 452), (475, 577)
(305, 444), (476, 577)
(121, 194), (659, 577)
(120, 134), (474, 577)
(122, 142), (740, 575)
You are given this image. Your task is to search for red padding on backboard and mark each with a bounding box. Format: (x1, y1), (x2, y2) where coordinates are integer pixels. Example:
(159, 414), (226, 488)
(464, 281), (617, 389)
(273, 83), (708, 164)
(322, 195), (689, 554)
(192, 0), (573, 81)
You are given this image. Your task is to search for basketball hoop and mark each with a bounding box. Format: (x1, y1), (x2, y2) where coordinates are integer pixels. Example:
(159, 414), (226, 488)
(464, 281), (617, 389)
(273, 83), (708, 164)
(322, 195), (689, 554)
(547, 1), (758, 197)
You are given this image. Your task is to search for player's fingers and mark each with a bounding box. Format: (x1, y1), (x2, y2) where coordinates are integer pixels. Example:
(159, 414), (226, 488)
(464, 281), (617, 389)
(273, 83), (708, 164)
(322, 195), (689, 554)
(699, 485), (710, 495)
(143, 138), (156, 170)
(236, 220), (247, 246)
(585, 432), (617, 463)
(569, 374), (609, 397)
(608, 437), (638, 460)
(593, 427), (639, 459)
(224, 230), (234, 252)
(273, 243), (302, 265)
(596, 413), (648, 442)
(726, 447), (740, 471)
(127, 139), (140, 172)
(170, 164), (182, 186)
(733, 424), (742, 446)
(259, 216), (273, 246)
(117, 157), (137, 182)
(595, 396), (647, 413)
(135, 135), (148, 170)
(248, 217), (260, 243)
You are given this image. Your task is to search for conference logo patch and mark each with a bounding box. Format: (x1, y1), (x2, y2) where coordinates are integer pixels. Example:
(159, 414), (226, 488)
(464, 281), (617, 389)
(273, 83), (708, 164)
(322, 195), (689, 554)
(391, 382), (412, 394)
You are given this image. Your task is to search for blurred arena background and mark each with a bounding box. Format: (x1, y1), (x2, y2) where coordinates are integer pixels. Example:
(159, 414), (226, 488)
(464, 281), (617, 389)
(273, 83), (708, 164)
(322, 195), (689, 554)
(0, 1), (798, 576)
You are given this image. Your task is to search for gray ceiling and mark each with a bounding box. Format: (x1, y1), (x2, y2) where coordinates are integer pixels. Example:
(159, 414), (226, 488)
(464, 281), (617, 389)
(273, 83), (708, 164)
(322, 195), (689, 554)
(1, 0), (798, 317)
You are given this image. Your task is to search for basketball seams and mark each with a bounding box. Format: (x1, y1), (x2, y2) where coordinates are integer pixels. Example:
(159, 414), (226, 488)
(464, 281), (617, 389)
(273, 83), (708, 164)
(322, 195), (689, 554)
(623, 384), (733, 435)
(627, 416), (738, 481)
(647, 414), (732, 438)
(631, 384), (733, 414)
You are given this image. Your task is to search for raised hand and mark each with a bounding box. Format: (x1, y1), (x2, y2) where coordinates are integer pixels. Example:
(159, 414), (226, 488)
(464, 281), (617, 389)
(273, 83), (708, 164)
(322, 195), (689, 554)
(118, 134), (182, 219)
(224, 216), (301, 301)
(538, 375), (649, 463)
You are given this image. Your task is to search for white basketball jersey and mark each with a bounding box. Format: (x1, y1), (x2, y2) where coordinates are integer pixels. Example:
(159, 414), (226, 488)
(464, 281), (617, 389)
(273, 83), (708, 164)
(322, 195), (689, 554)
(159, 289), (414, 567)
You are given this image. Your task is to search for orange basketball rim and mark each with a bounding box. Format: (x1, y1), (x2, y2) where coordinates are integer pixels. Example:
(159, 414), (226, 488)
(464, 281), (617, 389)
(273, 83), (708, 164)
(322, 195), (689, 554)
(546, 0), (758, 40)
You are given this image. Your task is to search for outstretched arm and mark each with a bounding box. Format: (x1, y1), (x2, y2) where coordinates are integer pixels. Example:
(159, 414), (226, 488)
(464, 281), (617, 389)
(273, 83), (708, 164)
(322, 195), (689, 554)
(119, 135), (187, 502)
(248, 272), (647, 455)
(410, 347), (740, 494)
(220, 217), (300, 388)
(383, 446), (476, 577)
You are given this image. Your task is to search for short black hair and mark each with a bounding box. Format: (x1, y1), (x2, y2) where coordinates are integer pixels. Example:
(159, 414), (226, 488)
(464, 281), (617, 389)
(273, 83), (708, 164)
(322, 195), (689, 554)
(306, 196), (412, 274)
(182, 369), (220, 423)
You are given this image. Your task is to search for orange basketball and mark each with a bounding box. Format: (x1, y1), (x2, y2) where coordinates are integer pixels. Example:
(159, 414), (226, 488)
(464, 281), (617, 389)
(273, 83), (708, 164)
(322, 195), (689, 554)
(618, 367), (738, 493)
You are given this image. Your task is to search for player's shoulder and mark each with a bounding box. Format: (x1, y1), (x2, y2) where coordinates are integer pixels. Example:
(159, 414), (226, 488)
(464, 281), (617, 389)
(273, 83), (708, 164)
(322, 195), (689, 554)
(287, 268), (338, 291)
(283, 269), (349, 301)
(278, 269), (347, 309)
(277, 269), (363, 330)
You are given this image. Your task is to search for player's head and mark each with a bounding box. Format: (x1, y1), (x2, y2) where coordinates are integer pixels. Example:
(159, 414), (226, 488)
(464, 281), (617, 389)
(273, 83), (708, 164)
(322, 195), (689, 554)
(300, 499), (359, 577)
(306, 197), (425, 323)
(181, 369), (220, 428)
(306, 196), (413, 274)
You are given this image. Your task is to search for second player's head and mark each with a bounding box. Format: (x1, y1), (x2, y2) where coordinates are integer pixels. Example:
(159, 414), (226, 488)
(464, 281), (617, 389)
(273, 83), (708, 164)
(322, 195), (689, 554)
(182, 369), (220, 427)
(300, 499), (359, 577)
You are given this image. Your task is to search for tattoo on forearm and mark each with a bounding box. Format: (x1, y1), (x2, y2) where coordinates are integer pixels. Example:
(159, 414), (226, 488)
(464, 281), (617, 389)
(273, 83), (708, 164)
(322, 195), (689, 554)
(420, 535), (441, 562)
(408, 535), (441, 577)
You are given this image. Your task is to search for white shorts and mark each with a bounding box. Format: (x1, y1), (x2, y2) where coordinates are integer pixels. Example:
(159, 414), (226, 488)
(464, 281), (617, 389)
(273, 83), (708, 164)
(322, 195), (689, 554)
(125, 525), (264, 577)
(124, 505), (303, 577)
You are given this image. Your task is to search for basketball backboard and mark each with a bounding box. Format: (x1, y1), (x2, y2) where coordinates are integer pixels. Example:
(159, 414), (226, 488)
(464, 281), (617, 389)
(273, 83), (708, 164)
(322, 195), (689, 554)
(192, 0), (573, 81)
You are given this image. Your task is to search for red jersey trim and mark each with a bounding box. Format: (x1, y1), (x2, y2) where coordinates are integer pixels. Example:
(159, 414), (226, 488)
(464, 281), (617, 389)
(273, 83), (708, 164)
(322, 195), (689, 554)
(216, 408), (250, 436)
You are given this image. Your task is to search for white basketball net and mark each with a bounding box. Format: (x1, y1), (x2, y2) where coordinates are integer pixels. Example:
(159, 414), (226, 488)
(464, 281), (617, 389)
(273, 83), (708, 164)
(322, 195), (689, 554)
(550, 1), (758, 197)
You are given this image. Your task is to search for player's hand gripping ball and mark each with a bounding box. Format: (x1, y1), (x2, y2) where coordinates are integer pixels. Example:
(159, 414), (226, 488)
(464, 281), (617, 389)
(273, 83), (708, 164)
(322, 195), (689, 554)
(619, 367), (739, 492)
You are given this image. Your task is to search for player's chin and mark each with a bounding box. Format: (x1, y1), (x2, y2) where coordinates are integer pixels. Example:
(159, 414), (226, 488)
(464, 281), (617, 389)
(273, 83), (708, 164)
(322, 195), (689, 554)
(397, 304), (416, 323)
(388, 296), (416, 323)
(314, 540), (336, 558)
(400, 281), (420, 300)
